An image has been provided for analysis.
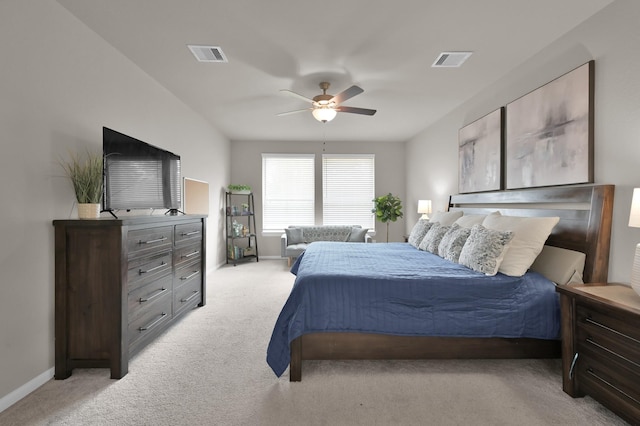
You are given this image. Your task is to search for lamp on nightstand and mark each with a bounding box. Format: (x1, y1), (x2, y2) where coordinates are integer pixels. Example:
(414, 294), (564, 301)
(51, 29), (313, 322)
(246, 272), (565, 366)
(628, 188), (640, 296)
(417, 200), (432, 220)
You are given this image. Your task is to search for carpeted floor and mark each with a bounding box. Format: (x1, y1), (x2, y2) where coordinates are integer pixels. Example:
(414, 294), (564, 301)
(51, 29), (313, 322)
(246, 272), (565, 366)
(0, 260), (629, 425)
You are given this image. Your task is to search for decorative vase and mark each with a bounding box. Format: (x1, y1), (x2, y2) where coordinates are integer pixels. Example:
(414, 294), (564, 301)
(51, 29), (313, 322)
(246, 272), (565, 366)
(78, 203), (100, 219)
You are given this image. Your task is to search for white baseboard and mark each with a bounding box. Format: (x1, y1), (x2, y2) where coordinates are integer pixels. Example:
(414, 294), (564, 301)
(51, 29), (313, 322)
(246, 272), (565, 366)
(0, 367), (54, 413)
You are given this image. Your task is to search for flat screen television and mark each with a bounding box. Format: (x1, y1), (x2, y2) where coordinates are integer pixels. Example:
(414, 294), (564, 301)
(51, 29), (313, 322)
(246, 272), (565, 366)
(102, 127), (181, 213)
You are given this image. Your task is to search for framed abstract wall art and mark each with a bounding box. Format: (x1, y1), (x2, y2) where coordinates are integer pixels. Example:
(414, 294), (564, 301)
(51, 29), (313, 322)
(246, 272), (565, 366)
(458, 107), (503, 193)
(505, 61), (594, 189)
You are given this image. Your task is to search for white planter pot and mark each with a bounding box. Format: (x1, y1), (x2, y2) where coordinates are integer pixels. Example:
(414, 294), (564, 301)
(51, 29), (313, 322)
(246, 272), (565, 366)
(78, 203), (100, 219)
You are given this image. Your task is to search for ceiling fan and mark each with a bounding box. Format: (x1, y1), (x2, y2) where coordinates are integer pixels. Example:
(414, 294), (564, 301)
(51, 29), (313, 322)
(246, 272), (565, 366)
(277, 82), (377, 123)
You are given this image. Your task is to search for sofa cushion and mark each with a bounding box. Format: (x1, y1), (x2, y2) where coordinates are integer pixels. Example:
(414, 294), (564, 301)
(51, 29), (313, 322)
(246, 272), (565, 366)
(303, 226), (354, 242)
(285, 227), (305, 244)
(346, 227), (368, 242)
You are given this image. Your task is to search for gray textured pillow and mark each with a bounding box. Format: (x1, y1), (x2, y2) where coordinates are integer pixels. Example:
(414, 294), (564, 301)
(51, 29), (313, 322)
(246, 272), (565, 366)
(407, 220), (433, 248)
(345, 227), (368, 242)
(285, 227), (304, 245)
(437, 223), (472, 262)
(458, 224), (514, 276)
(420, 223), (451, 253)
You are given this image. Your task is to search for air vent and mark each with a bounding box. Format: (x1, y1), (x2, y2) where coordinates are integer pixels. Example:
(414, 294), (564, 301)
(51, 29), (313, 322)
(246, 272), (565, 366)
(187, 45), (228, 63)
(432, 51), (472, 68)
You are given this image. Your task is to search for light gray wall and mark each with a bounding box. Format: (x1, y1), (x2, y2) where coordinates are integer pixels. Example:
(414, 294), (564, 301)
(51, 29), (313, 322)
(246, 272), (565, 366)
(0, 1), (230, 406)
(405, 0), (640, 284)
(230, 140), (406, 257)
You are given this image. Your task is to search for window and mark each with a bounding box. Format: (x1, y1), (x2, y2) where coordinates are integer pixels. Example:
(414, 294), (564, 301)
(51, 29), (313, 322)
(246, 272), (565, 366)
(262, 154), (315, 231)
(323, 154), (375, 229)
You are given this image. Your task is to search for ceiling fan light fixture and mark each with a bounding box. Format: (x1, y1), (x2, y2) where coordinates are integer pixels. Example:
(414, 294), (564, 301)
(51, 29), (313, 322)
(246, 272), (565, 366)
(312, 107), (337, 123)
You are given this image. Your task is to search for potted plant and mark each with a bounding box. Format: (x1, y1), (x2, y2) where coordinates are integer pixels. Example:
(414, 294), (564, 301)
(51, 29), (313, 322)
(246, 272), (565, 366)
(228, 184), (252, 194)
(372, 193), (403, 242)
(61, 150), (103, 219)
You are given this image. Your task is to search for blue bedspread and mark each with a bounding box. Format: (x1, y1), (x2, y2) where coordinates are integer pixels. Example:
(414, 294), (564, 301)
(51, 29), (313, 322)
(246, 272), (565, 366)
(266, 242), (560, 377)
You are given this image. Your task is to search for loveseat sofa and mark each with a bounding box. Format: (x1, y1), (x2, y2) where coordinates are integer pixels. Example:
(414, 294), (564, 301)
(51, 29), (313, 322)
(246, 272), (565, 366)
(281, 225), (371, 265)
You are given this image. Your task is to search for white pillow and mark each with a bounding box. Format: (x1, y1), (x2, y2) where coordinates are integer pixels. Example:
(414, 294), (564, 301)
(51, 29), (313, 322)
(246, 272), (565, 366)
(458, 224), (514, 276)
(429, 210), (463, 226)
(454, 211), (501, 228)
(529, 245), (586, 285)
(482, 214), (560, 277)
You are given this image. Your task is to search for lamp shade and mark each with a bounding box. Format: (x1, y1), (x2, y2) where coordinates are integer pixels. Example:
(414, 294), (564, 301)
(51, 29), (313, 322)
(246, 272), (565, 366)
(312, 107), (337, 123)
(417, 200), (432, 219)
(629, 188), (640, 228)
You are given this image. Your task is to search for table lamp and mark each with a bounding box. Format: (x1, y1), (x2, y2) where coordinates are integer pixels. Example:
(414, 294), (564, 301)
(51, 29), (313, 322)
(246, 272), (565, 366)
(628, 188), (640, 296)
(417, 200), (432, 220)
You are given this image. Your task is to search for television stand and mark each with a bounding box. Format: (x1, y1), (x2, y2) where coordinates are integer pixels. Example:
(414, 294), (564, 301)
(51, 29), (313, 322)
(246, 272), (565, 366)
(102, 209), (118, 219)
(165, 208), (184, 216)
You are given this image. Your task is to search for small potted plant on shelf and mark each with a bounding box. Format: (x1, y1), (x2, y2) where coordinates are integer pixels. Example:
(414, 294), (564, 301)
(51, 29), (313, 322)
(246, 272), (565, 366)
(372, 193), (403, 242)
(228, 184), (252, 194)
(61, 150), (103, 219)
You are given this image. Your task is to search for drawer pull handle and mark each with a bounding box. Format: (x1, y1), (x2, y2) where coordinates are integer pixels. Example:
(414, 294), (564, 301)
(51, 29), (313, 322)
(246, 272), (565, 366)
(139, 237), (168, 245)
(139, 287), (167, 303)
(569, 352), (579, 379)
(180, 270), (200, 281)
(586, 338), (640, 369)
(583, 317), (640, 344)
(586, 368), (640, 406)
(139, 261), (167, 275)
(183, 250), (200, 258)
(139, 312), (167, 331)
(181, 291), (200, 303)
(181, 231), (200, 236)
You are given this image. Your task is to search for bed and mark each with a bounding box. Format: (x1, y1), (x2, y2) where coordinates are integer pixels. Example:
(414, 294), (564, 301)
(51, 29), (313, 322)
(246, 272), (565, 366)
(267, 184), (614, 381)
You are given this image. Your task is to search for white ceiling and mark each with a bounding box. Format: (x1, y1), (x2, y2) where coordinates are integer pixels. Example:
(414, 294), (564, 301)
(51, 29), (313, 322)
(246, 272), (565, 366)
(56, 0), (613, 143)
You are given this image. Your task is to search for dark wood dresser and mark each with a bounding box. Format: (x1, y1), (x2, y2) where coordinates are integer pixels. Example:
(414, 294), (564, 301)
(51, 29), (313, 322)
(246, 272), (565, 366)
(556, 283), (640, 424)
(53, 215), (207, 379)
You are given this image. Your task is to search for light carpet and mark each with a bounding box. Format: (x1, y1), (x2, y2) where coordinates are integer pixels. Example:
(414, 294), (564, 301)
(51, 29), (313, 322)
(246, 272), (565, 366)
(0, 260), (628, 425)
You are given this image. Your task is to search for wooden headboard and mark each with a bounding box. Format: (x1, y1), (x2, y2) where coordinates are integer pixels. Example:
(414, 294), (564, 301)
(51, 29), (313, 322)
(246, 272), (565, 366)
(448, 184), (614, 283)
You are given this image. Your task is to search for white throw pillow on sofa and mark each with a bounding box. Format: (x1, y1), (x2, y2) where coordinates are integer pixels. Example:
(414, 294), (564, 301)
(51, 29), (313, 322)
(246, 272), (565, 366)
(482, 214), (559, 277)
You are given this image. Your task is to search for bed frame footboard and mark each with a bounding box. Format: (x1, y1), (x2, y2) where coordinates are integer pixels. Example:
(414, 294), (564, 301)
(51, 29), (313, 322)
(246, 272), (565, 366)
(289, 333), (560, 381)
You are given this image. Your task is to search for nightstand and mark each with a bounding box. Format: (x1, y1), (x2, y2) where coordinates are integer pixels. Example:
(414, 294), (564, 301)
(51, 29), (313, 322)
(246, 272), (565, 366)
(556, 284), (640, 424)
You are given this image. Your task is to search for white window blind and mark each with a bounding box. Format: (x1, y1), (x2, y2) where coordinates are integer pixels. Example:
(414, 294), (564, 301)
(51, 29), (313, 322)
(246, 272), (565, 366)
(262, 154), (315, 231)
(322, 154), (375, 229)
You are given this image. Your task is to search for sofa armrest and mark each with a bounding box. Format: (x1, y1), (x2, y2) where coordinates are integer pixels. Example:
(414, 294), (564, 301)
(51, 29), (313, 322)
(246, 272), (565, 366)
(281, 233), (288, 257)
(365, 234), (373, 243)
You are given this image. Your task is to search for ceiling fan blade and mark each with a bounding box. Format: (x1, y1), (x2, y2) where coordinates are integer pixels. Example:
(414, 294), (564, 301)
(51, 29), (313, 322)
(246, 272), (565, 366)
(276, 108), (311, 116)
(331, 85), (364, 104)
(336, 106), (377, 116)
(279, 89), (314, 103)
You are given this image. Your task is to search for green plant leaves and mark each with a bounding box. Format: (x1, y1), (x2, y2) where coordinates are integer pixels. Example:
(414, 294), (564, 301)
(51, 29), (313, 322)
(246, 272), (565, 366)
(372, 193), (403, 223)
(60, 151), (103, 204)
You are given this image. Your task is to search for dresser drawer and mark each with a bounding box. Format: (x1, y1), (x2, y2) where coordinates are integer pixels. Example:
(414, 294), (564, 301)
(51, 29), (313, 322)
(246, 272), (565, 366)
(127, 226), (173, 259)
(174, 243), (202, 269)
(174, 262), (202, 288)
(576, 304), (640, 365)
(577, 353), (640, 419)
(127, 251), (172, 291)
(175, 222), (202, 246)
(128, 274), (173, 321)
(174, 278), (202, 316)
(128, 291), (172, 347)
